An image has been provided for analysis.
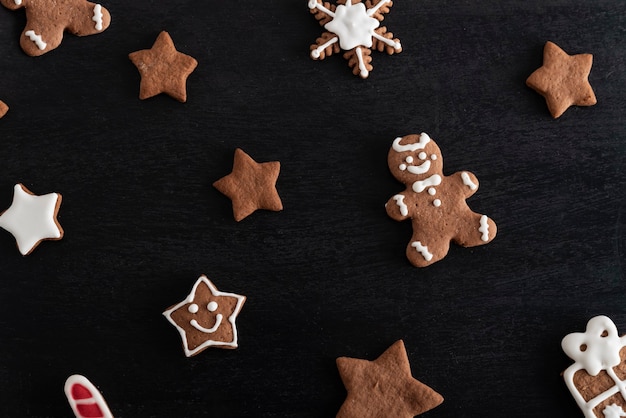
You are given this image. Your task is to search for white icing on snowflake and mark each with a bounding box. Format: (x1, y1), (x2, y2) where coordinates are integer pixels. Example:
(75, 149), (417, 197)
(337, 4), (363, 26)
(603, 404), (626, 418)
(323, 1), (380, 50)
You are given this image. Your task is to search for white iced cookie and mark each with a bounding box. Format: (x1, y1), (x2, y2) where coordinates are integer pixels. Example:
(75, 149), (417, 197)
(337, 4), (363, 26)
(0, 183), (63, 255)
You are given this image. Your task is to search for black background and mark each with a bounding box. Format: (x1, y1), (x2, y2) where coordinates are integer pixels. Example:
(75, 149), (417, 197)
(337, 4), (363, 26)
(0, 0), (625, 417)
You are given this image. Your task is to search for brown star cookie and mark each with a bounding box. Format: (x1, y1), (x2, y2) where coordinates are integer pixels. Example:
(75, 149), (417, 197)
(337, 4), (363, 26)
(213, 148), (283, 222)
(0, 101), (8, 119)
(163, 275), (246, 356)
(0, 0), (111, 56)
(526, 41), (597, 118)
(128, 31), (198, 102)
(336, 340), (443, 418)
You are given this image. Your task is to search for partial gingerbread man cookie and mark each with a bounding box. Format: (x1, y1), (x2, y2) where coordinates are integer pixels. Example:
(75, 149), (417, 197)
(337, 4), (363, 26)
(526, 41), (596, 118)
(385, 133), (496, 267)
(562, 316), (626, 418)
(309, 0), (402, 78)
(0, 0), (111, 56)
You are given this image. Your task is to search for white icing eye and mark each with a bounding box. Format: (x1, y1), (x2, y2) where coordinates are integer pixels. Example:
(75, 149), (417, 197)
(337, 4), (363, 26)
(188, 303), (199, 314)
(399, 164), (407, 171)
(207, 301), (218, 312)
(405, 156), (414, 163)
(418, 152), (427, 160)
(431, 154), (437, 160)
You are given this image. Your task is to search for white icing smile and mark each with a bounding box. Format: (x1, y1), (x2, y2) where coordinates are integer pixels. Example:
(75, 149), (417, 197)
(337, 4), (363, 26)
(190, 314), (223, 334)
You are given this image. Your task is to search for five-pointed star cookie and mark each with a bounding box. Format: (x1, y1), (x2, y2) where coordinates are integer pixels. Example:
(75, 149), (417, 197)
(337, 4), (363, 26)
(336, 340), (443, 418)
(163, 275), (246, 356)
(526, 41), (597, 118)
(0, 183), (63, 255)
(128, 31), (198, 102)
(213, 148), (283, 222)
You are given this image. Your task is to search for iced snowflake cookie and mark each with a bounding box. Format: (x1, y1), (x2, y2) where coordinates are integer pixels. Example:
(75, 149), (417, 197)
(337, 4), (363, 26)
(0, 0), (110, 56)
(0, 183), (63, 255)
(336, 340), (443, 418)
(213, 148), (283, 222)
(526, 41), (596, 118)
(385, 133), (497, 267)
(163, 275), (246, 356)
(129, 31), (198, 102)
(0, 100), (8, 118)
(64, 374), (114, 418)
(308, 0), (402, 79)
(562, 316), (626, 418)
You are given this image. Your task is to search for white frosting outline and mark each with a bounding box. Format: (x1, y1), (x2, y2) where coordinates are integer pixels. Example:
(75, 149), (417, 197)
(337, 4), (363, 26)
(0, 184), (62, 255)
(411, 241), (433, 261)
(392, 194), (408, 217)
(163, 275), (246, 356)
(392, 133), (431, 153)
(479, 215), (489, 241)
(461, 171), (478, 190)
(92, 4), (103, 31)
(64, 374), (113, 418)
(562, 316), (626, 418)
(24, 30), (46, 50)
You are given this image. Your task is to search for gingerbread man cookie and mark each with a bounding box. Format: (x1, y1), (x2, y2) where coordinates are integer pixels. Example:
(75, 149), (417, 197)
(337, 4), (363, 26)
(385, 133), (497, 267)
(1, 0), (111, 56)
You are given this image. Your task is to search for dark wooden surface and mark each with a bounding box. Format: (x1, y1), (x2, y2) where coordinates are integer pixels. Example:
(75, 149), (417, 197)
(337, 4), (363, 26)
(0, 0), (625, 417)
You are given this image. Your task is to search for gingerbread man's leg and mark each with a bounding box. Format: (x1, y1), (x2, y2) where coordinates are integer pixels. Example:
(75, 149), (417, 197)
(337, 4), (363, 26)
(454, 212), (497, 248)
(405, 231), (451, 268)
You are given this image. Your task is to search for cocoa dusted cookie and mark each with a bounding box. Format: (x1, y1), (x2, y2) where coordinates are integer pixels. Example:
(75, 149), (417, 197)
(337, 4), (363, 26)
(163, 275), (246, 357)
(526, 41), (597, 118)
(562, 316), (626, 418)
(0, 100), (8, 118)
(128, 31), (198, 102)
(336, 340), (443, 418)
(213, 148), (283, 222)
(385, 133), (497, 267)
(0, 0), (111, 56)
(308, 0), (402, 79)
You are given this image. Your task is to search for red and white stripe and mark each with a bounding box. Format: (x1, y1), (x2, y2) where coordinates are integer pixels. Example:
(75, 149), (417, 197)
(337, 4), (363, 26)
(64, 374), (113, 418)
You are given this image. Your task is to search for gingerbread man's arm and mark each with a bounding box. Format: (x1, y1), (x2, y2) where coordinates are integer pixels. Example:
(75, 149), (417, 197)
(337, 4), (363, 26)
(452, 171), (480, 198)
(0, 0), (24, 11)
(386, 193), (411, 221)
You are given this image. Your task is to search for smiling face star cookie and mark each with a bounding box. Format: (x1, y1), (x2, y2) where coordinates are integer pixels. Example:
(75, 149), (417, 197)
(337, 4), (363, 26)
(213, 148), (283, 222)
(526, 41), (597, 118)
(336, 340), (443, 418)
(0, 183), (63, 255)
(0, 0), (111, 56)
(163, 275), (246, 356)
(128, 31), (198, 102)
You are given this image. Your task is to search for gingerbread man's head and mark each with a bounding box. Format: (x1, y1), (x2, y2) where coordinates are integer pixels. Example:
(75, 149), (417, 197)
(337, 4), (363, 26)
(387, 133), (443, 187)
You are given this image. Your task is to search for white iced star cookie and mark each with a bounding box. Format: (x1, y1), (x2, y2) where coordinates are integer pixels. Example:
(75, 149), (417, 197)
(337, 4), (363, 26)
(0, 183), (63, 255)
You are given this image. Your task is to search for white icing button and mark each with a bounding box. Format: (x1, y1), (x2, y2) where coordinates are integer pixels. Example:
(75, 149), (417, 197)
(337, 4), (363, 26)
(428, 187), (436, 196)
(433, 199), (441, 207)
